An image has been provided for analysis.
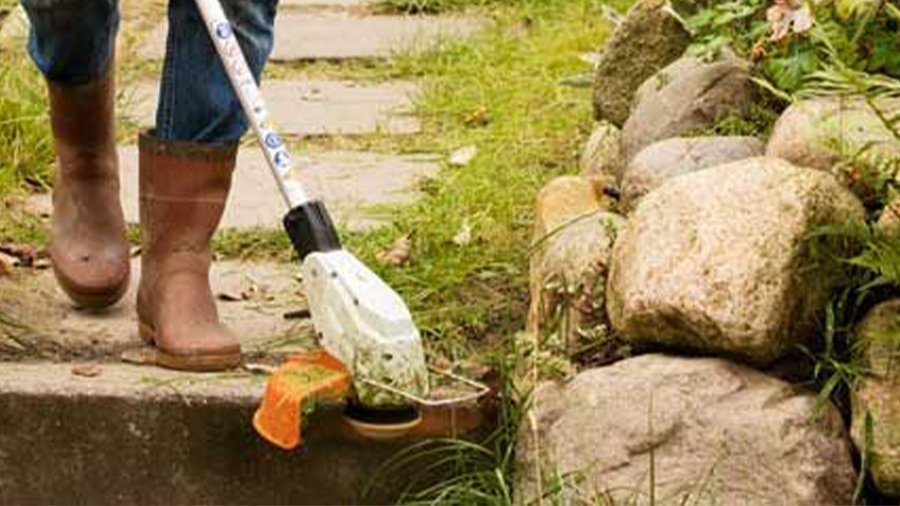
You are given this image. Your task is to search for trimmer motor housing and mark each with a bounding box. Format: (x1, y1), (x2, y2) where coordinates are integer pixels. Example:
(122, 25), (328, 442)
(285, 202), (431, 408)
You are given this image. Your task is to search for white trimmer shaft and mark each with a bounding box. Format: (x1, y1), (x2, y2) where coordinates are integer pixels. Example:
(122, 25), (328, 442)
(195, 0), (487, 411)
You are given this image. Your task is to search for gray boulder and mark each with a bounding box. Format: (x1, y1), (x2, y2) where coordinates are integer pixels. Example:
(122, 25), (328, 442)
(516, 354), (857, 506)
(621, 136), (764, 211)
(851, 299), (900, 497)
(622, 55), (751, 162)
(528, 212), (625, 346)
(608, 157), (864, 365)
(767, 97), (900, 180)
(592, 0), (690, 127)
(532, 175), (615, 243)
(580, 121), (623, 181)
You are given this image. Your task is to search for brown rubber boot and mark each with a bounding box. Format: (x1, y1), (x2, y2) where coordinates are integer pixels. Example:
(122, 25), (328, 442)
(136, 131), (241, 371)
(47, 70), (130, 308)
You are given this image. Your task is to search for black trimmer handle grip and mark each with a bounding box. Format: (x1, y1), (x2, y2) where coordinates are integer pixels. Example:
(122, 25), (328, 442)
(283, 201), (343, 260)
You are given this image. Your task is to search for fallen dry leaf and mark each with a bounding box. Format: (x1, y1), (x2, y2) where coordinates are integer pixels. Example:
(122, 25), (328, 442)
(453, 220), (473, 247)
(283, 308), (312, 320)
(463, 106), (491, 127)
(32, 258), (51, 270)
(0, 243), (47, 268)
(120, 347), (158, 366)
(71, 364), (102, 378)
(217, 291), (242, 302)
(376, 235), (411, 267)
(578, 52), (602, 68)
(449, 146), (478, 167)
(0, 253), (14, 277)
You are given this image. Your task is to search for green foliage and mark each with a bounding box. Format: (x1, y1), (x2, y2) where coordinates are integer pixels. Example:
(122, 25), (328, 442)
(683, 101), (781, 138)
(800, 220), (873, 414)
(682, 0), (768, 57)
(681, 0), (900, 95)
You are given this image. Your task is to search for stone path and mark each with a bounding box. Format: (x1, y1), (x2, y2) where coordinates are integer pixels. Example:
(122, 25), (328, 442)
(126, 79), (422, 136)
(139, 12), (484, 61)
(28, 147), (439, 231)
(0, 1), (488, 501)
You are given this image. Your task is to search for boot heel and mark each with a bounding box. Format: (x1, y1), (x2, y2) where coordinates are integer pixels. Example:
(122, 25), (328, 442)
(138, 321), (155, 345)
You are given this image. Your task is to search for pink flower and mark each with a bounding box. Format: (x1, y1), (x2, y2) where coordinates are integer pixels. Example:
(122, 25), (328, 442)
(767, 0), (815, 41)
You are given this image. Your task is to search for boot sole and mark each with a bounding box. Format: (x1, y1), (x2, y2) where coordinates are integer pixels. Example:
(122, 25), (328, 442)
(138, 321), (242, 372)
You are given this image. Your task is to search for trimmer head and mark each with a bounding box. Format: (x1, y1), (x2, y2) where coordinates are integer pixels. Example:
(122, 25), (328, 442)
(343, 401), (423, 440)
(301, 248), (431, 408)
(285, 201), (430, 409)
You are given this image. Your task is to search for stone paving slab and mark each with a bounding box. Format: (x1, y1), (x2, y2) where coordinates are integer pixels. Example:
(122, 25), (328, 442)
(125, 79), (421, 136)
(139, 13), (485, 61)
(0, 361), (489, 505)
(28, 147), (439, 232)
(0, 259), (314, 358)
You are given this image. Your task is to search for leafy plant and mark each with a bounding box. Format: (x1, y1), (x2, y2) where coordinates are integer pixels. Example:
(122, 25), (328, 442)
(681, 0), (769, 57)
(680, 0), (900, 95)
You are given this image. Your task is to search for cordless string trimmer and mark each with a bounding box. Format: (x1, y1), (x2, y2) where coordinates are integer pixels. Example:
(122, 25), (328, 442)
(193, 0), (488, 422)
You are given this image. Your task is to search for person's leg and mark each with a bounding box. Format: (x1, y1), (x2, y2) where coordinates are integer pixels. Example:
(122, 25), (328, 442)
(137, 0), (278, 371)
(22, 0), (119, 85)
(20, 0), (130, 309)
(157, 0), (278, 142)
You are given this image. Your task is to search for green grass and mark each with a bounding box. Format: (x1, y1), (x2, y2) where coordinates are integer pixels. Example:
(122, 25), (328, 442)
(332, 0), (626, 359)
(0, 50), (54, 246)
(0, 54), (52, 198)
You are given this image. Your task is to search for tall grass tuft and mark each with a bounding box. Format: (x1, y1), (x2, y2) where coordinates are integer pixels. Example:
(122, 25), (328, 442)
(366, 339), (527, 505)
(0, 54), (53, 197)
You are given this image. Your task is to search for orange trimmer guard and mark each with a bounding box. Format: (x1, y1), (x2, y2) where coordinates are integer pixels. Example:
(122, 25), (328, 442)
(252, 350), (351, 450)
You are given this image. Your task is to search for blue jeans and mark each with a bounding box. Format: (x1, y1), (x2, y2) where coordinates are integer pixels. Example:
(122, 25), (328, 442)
(20, 0), (278, 143)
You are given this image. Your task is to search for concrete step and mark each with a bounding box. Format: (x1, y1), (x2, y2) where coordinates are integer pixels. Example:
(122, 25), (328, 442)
(124, 79), (421, 137)
(26, 148), (440, 233)
(139, 13), (485, 61)
(0, 263), (492, 504)
(0, 361), (490, 504)
(0, 259), (311, 360)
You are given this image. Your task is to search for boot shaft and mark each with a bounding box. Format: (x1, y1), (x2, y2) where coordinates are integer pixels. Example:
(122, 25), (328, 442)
(47, 69), (118, 179)
(137, 131), (238, 258)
